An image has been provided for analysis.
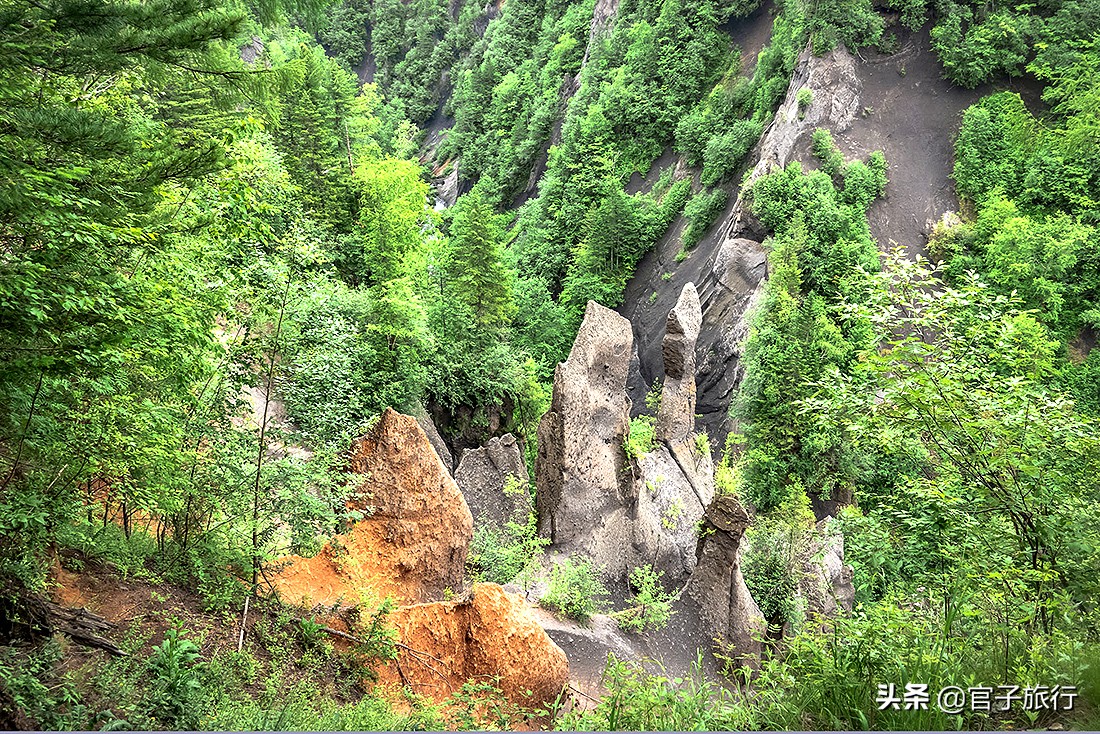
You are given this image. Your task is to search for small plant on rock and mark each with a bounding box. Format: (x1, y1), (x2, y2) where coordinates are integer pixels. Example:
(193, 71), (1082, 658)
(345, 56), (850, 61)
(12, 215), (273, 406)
(612, 565), (676, 633)
(796, 87), (813, 119)
(624, 415), (657, 461)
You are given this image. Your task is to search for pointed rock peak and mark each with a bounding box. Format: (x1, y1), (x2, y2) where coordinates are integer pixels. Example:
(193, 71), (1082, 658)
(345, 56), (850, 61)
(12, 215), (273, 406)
(536, 300), (634, 576)
(657, 283), (703, 445)
(685, 492), (766, 667)
(272, 408), (473, 607)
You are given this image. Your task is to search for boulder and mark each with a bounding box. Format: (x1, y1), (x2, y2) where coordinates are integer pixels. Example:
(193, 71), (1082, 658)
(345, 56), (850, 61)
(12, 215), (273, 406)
(377, 584), (569, 712)
(272, 408), (473, 606)
(656, 283), (703, 447)
(684, 494), (767, 666)
(454, 433), (531, 527)
(536, 301), (635, 578)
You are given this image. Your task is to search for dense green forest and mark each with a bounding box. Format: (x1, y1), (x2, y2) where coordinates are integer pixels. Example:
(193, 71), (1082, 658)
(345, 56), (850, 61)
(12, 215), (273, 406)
(1, 0), (1099, 728)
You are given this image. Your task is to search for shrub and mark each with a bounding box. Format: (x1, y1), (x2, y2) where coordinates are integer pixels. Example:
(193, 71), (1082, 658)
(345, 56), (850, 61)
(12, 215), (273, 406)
(468, 511), (548, 585)
(144, 627), (204, 729)
(810, 128), (844, 179)
(701, 119), (764, 186)
(624, 415), (657, 460)
(682, 188), (730, 249)
(796, 87), (813, 119)
(557, 654), (754, 730)
(741, 494), (813, 627)
(611, 565), (676, 632)
(541, 557), (608, 624)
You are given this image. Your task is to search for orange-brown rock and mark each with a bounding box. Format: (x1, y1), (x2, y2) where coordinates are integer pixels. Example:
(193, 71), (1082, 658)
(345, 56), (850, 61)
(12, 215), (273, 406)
(273, 408), (474, 606)
(377, 583), (569, 711)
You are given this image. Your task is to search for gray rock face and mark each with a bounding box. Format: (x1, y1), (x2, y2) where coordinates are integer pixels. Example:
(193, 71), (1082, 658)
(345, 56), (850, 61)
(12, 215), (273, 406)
(798, 519), (856, 617)
(631, 283), (714, 581)
(454, 434), (531, 527)
(536, 301), (635, 577)
(656, 284), (702, 446)
(633, 443), (713, 580)
(684, 494), (767, 666)
(415, 410), (453, 474)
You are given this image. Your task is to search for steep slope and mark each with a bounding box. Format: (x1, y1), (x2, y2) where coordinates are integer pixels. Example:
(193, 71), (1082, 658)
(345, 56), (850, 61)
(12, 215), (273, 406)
(619, 24), (1042, 443)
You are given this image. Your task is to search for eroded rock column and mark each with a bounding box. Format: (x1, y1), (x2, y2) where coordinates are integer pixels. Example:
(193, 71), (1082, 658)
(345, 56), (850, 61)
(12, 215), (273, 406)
(535, 301), (635, 578)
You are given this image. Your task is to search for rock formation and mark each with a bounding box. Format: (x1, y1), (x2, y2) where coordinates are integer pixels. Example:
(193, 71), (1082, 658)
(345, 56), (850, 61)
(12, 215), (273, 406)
(632, 445), (712, 581)
(656, 283), (703, 447)
(377, 584), (569, 712)
(684, 494), (767, 666)
(621, 44), (865, 441)
(273, 408), (473, 606)
(536, 301), (635, 578)
(797, 519), (856, 617)
(415, 407), (453, 474)
(454, 433), (531, 528)
(632, 284), (714, 581)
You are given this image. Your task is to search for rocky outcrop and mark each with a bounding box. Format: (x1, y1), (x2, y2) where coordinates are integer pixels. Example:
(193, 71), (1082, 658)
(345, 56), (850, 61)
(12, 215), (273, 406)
(798, 519), (855, 617)
(684, 494), (766, 666)
(273, 408), (473, 606)
(656, 284), (702, 447)
(621, 44), (865, 442)
(536, 301), (635, 578)
(377, 584), (569, 712)
(632, 284), (714, 581)
(633, 444), (712, 581)
(455, 433), (531, 527)
(415, 407), (453, 473)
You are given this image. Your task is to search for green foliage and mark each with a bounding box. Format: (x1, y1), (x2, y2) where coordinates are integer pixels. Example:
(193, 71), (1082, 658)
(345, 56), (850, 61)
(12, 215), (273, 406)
(469, 511), (548, 585)
(742, 494), (813, 626)
(445, 191), (516, 327)
(737, 151), (883, 512)
(811, 253), (1100, 595)
(796, 87), (813, 118)
(542, 557), (609, 624)
(145, 627), (204, 729)
(624, 414), (658, 460)
(682, 187), (730, 248)
(556, 653), (754, 731)
(610, 565), (676, 632)
(931, 8), (1032, 88)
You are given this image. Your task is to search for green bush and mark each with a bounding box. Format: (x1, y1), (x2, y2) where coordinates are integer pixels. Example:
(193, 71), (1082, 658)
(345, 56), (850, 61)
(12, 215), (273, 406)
(557, 653), (754, 730)
(611, 565), (676, 632)
(682, 187), (730, 249)
(624, 414), (657, 460)
(701, 119), (764, 187)
(541, 557), (608, 624)
(468, 510), (548, 585)
(144, 627), (204, 729)
(796, 87), (813, 118)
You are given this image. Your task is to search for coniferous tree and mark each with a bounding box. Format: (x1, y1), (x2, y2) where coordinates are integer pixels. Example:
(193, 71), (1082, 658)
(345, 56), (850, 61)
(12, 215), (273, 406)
(446, 191), (515, 327)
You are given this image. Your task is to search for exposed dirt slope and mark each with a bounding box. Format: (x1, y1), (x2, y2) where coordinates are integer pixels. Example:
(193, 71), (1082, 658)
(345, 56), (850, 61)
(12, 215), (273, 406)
(375, 584), (569, 711)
